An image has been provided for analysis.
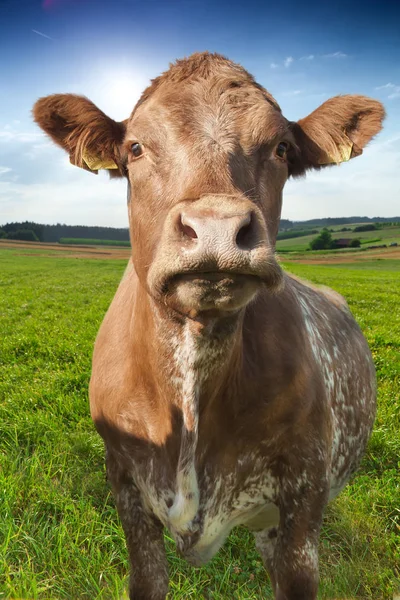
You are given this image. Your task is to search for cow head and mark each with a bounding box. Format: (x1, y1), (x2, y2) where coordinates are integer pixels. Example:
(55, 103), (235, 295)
(33, 52), (384, 320)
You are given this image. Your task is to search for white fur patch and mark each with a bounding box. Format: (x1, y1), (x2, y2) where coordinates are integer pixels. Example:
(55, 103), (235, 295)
(297, 286), (375, 498)
(168, 463), (199, 532)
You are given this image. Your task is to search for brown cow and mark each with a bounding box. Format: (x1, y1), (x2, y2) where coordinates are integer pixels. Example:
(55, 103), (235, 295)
(33, 52), (384, 600)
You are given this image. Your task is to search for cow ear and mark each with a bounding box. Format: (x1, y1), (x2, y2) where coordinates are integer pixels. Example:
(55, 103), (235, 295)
(33, 94), (127, 177)
(289, 95), (385, 177)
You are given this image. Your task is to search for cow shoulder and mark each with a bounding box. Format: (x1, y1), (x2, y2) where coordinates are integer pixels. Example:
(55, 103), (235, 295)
(286, 272), (349, 312)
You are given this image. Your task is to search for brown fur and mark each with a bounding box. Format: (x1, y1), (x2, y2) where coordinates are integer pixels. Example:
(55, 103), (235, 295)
(33, 52), (383, 600)
(291, 94), (385, 175)
(33, 94), (126, 176)
(134, 52), (281, 113)
(33, 52), (384, 181)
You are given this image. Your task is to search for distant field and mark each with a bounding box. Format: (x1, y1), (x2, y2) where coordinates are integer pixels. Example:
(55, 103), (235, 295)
(0, 239), (131, 260)
(59, 238), (131, 247)
(276, 224), (400, 252)
(0, 246), (399, 599)
(303, 259), (400, 271)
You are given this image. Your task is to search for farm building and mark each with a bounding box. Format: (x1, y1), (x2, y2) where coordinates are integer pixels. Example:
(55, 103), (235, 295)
(334, 238), (353, 248)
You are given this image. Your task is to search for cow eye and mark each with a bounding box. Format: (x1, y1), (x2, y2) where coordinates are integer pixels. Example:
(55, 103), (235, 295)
(275, 141), (289, 160)
(131, 142), (143, 158)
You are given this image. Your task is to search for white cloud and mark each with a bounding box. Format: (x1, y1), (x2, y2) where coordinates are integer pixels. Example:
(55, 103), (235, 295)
(283, 135), (400, 220)
(323, 51), (347, 58)
(0, 175), (129, 227)
(0, 127), (44, 144)
(378, 133), (400, 146)
(375, 82), (400, 100)
(270, 53), (336, 69)
(0, 126), (129, 226)
(24, 142), (54, 160)
(376, 83), (395, 90)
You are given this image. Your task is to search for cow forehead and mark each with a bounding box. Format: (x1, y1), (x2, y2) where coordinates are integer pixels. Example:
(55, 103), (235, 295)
(126, 53), (285, 144)
(126, 79), (288, 155)
(131, 52), (281, 115)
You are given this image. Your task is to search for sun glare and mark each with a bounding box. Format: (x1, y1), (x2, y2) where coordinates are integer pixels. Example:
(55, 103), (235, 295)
(95, 70), (149, 120)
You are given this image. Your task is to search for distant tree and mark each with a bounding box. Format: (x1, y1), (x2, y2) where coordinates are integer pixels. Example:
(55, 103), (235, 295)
(7, 229), (39, 242)
(309, 228), (334, 250)
(0, 229), (6, 239)
(277, 229), (318, 241)
(2, 221), (43, 241)
(354, 224), (377, 232)
(0, 221), (131, 243)
(278, 219), (294, 231)
(350, 238), (361, 248)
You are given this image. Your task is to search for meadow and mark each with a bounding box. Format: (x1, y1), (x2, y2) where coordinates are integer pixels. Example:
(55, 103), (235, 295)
(0, 246), (399, 599)
(276, 224), (400, 253)
(58, 239), (131, 247)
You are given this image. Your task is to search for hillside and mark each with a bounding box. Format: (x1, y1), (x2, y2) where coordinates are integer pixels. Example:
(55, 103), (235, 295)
(1, 218), (399, 245)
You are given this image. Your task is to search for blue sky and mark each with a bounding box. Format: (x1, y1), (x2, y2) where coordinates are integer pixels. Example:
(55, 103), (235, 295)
(1, 0), (399, 226)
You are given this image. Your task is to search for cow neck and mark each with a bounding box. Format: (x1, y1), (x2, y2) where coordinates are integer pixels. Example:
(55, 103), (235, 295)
(150, 304), (243, 410)
(145, 296), (243, 533)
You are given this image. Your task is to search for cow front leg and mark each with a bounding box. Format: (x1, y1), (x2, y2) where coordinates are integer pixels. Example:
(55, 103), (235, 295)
(273, 528), (320, 600)
(107, 453), (169, 600)
(271, 489), (327, 600)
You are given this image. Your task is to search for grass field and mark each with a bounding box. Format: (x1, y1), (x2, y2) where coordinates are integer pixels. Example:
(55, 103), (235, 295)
(0, 246), (399, 599)
(59, 238), (131, 247)
(276, 224), (400, 253)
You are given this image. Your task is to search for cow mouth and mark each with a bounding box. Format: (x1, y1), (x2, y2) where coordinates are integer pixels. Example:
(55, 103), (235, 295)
(174, 271), (259, 283)
(164, 270), (263, 317)
(168, 270), (262, 294)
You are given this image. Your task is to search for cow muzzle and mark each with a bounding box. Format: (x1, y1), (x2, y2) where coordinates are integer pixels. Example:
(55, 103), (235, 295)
(148, 195), (283, 317)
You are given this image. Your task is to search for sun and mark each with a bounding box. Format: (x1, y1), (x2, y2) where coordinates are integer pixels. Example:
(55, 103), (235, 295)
(95, 69), (149, 120)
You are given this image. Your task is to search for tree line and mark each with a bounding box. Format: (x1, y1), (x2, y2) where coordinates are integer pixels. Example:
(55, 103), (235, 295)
(280, 216), (400, 231)
(1, 218), (399, 243)
(0, 222), (131, 243)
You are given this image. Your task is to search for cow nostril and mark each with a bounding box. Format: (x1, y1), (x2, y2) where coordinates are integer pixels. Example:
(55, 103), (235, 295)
(236, 215), (254, 250)
(182, 224), (198, 239)
(178, 214), (198, 240)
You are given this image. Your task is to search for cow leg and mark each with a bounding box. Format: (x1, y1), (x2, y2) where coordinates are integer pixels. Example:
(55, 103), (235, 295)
(270, 491), (326, 600)
(106, 452), (169, 600)
(254, 526), (278, 593)
(272, 528), (320, 600)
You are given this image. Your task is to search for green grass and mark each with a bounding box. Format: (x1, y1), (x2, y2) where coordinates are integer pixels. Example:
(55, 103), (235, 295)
(276, 224), (400, 252)
(276, 229), (318, 241)
(59, 238), (131, 247)
(318, 259), (400, 271)
(0, 248), (399, 599)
